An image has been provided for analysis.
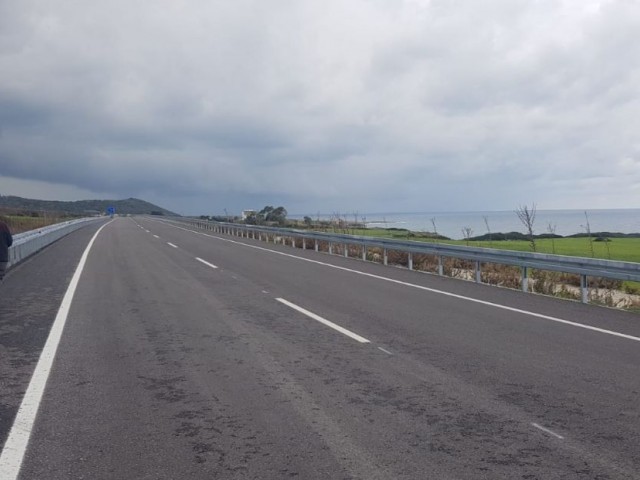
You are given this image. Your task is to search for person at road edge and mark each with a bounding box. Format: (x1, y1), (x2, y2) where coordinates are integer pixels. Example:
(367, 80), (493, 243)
(0, 219), (13, 282)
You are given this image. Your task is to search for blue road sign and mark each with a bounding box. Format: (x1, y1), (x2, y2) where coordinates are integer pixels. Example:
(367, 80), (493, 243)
(107, 206), (116, 215)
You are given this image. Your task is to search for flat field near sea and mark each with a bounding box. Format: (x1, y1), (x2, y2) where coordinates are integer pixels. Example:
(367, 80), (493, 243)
(345, 228), (640, 263)
(442, 237), (640, 263)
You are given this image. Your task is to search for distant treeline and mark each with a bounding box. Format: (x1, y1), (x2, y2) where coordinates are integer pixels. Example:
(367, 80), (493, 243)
(0, 195), (177, 216)
(468, 231), (640, 241)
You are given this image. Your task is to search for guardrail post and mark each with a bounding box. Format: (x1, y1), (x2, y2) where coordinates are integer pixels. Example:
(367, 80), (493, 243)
(315, 240), (319, 252)
(521, 267), (528, 292)
(408, 252), (413, 270)
(475, 261), (481, 283)
(581, 275), (589, 304)
(291, 237), (295, 248)
(302, 238), (306, 250)
(383, 248), (388, 266)
(344, 244), (348, 258)
(438, 256), (443, 276)
(329, 242), (333, 255)
(362, 245), (367, 261)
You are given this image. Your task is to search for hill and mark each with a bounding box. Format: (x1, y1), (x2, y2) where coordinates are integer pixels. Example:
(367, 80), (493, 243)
(0, 195), (177, 216)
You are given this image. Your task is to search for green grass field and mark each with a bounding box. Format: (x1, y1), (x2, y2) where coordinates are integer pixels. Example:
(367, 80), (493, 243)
(339, 228), (640, 263)
(322, 227), (640, 294)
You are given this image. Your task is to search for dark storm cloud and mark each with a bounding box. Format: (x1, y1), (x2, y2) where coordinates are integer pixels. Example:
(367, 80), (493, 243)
(0, 0), (639, 214)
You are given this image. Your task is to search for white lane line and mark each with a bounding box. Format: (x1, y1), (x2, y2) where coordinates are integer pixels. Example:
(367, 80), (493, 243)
(195, 257), (218, 269)
(378, 347), (393, 355)
(155, 222), (640, 344)
(0, 220), (113, 480)
(167, 242), (178, 248)
(144, 229), (150, 233)
(153, 234), (159, 239)
(276, 298), (370, 344)
(262, 290), (269, 294)
(532, 423), (564, 439)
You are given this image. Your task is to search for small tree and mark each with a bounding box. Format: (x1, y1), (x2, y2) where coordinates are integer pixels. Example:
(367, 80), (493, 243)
(270, 206), (288, 225)
(516, 204), (537, 252)
(483, 215), (492, 247)
(431, 218), (438, 242)
(547, 222), (557, 254)
(461, 226), (473, 246)
(303, 216), (312, 227)
(581, 211), (595, 258)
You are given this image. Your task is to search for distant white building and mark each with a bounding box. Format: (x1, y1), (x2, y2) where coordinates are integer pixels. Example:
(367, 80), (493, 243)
(241, 209), (257, 220)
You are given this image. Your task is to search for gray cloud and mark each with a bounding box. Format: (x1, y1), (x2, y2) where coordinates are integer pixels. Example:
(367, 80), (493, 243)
(0, 0), (639, 215)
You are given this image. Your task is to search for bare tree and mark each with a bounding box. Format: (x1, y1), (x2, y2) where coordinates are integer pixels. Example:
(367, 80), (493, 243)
(461, 226), (473, 246)
(483, 215), (492, 247)
(581, 211), (595, 258)
(431, 218), (438, 242)
(515, 204), (537, 252)
(547, 222), (557, 254)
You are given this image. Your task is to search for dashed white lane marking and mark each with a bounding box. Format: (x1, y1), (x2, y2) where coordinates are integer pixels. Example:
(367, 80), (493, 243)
(276, 298), (370, 344)
(378, 347), (393, 355)
(532, 423), (564, 439)
(262, 290), (269, 294)
(0, 220), (114, 480)
(155, 221), (640, 345)
(195, 257), (218, 269)
(167, 242), (178, 248)
(153, 235), (159, 239)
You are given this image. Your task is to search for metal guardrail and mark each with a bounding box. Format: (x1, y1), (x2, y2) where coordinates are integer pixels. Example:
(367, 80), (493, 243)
(7, 217), (103, 268)
(159, 217), (640, 304)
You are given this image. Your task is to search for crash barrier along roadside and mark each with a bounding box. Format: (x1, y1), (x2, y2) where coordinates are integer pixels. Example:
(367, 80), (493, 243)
(157, 217), (640, 304)
(7, 217), (104, 269)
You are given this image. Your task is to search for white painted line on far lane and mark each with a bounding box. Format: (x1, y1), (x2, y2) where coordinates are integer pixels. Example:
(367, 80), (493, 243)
(167, 242), (178, 248)
(195, 257), (218, 269)
(156, 222), (640, 345)
(276, 298), (370, 344)
(153, 234), (159, 239)
(378, 347), (393, 355)
(0, 220), (114, 480)
(532, 423), (564, 439)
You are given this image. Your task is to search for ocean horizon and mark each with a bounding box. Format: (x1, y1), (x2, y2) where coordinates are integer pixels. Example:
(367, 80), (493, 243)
(290, 208), (640, 240)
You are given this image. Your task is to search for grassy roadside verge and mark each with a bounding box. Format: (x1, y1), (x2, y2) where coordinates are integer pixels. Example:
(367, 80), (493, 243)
(0, 214), (76, 234)
(339, 227), (640, 262)
(316, 227), (640, 294)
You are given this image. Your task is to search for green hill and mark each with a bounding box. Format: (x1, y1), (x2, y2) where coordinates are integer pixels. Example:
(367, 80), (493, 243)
(0, 195), (177, 216)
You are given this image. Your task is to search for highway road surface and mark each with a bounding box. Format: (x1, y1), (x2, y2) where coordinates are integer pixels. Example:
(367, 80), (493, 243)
(1, 217), (639, 479)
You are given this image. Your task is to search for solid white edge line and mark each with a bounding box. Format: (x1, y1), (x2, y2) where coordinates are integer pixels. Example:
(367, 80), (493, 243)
(195, 257), (218, 269)
(154, 220), (640, 344)
(276, 298), (370, 344)
(0, 219), (114, 480)
(167, 242), (178, 248)
(532, 423), (565, 439)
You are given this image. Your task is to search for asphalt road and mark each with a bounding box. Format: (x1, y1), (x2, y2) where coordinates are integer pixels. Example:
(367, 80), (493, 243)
(1, 217), (639, 479)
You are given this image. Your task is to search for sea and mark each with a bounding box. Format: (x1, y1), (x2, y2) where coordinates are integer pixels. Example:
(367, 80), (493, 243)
(290, 209), (640, 240)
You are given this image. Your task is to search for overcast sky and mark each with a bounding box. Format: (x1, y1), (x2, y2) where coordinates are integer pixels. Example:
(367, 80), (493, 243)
(1, 0), (638, 215)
